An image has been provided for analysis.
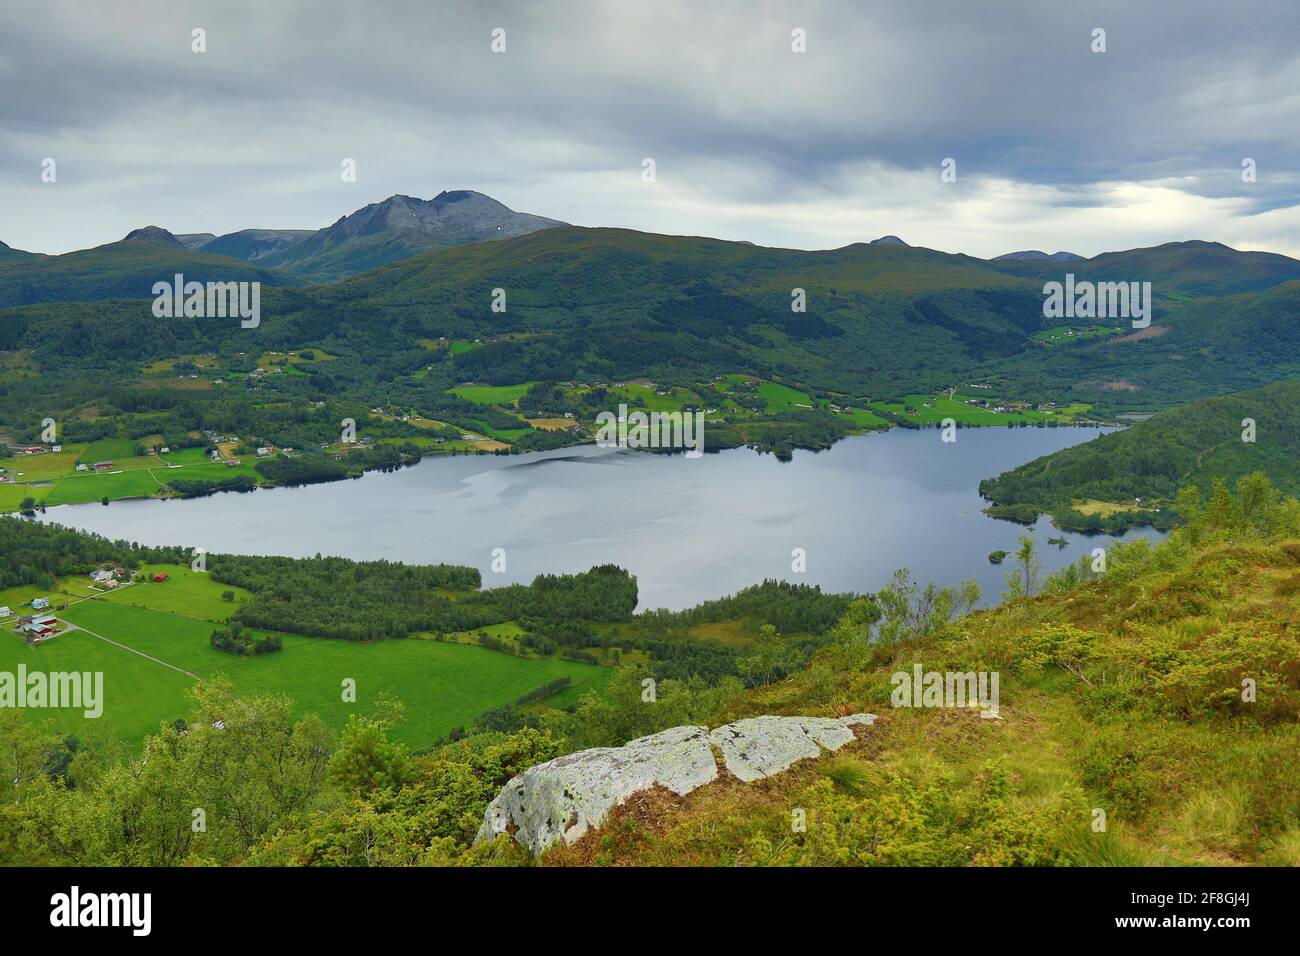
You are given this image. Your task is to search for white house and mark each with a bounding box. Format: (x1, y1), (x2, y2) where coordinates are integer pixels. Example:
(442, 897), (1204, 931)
(31, 597), (50, 611)
(0, 606), (12, 619)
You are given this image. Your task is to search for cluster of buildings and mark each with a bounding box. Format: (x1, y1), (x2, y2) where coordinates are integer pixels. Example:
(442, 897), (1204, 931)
(4, 597), (62, 643)
(18, 614), (60, 640)
(90, 566), (128, 589)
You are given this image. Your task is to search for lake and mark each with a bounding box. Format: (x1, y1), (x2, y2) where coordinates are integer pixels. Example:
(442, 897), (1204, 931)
(36, 427), (1163, 611)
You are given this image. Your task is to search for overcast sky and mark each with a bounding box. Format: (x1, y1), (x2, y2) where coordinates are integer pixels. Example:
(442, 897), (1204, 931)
(3, 0), (1299, 258)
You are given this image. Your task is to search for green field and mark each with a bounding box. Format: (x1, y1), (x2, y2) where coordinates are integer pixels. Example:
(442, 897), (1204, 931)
(836, 407), (891, 429)
(4, 569), (609, 749)
(448, 382), (537, 405)
(870, 393), (1092, 426)
(102, 564), (252, 620)
(1, 444), (263, 512)
(76, 438), (140, 464)
(604, 382), (702, 413)
(755, 381), (814, 412)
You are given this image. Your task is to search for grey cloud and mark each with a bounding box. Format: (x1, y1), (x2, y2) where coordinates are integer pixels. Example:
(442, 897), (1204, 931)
(1, 0), (1298, 254)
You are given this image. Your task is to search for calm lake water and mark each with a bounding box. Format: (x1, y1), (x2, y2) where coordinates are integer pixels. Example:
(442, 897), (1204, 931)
(37, 427), (1163, 611)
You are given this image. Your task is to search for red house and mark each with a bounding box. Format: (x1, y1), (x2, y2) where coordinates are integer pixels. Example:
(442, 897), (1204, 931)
(93, 461), (113, 471)
(152, 572), (170, 583)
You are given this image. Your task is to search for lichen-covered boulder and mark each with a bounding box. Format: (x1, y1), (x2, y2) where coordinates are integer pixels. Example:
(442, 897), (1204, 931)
(475, 714), (876, 855)
(709, 715), (864, 783)
(474, 725), (719, 855)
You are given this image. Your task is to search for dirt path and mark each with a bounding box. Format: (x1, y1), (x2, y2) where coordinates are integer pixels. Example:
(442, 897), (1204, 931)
(61, 621), (201, 680)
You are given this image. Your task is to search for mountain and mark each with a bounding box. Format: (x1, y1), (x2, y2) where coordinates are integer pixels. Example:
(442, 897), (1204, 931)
(989, 239), (1300, 299)
(0, 228), (303, 308)
(992, 250), (1082, 262)
(123, 226), (188, 249)
(298, 227), (1300, 404)
(175, 233), (218, 250)
(991, 277), (1300, 410)
(4, 212), (1300, 420)
(196, 229), (314, 262)
(257, 191), (567, 281)
(870, 235), (908, 246)
(979, 379), (1300, 530)
(297, 225), (1045, 392)
(0, 240), (40, 264)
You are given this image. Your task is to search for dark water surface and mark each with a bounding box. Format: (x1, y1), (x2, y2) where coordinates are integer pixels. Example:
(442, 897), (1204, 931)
(39, 427), (1163, 611)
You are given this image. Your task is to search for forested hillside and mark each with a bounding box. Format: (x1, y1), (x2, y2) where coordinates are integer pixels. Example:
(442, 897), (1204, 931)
(988, 239), (1300, 298)
(979, 380), (1300, 530)
(0, 233), (301, 308)
(5, 227), (1298, 421)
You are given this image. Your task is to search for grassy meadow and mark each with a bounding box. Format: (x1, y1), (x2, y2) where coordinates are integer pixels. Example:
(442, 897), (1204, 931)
(3, 564), (610, 750)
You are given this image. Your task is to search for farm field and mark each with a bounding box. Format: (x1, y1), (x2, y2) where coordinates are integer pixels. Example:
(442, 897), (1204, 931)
(0, 443), (264, 512)
(869, 393), (1093, 426)
(1070, 497), (1145, 517)
(449, 382), (537, 405)
(754, 381), (815, 412)
(835, 407), (891, 428)
(5, 567), (610, 750)
(605, 382), (703, 413)
(0, 623), (196, 742)
(102, 564), (253, 620)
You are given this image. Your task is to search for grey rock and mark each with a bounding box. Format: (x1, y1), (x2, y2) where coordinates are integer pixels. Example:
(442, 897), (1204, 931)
(476, 713), (876, 855)
(710, 715), (855, 783)
(475, 725), (718, 855)
(839, 712), (877, 727)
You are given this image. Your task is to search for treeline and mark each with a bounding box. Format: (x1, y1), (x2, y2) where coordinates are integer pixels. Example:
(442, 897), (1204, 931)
(168, 474), (258, 498)
(209, 554), (485, 641)
(0, 519), (858, 692)
(0, 517), (189, 591)
(253, 444), (415, 486)
(210, 556), (648, 646)
(636, 579), (854, 637)
(211, 553), (821, 686)
(474, 565), (639, 626)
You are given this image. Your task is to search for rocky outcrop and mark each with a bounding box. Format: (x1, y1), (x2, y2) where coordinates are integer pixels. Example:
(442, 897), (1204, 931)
(710, 715), (860, 782)
(475, 713), (876, 855)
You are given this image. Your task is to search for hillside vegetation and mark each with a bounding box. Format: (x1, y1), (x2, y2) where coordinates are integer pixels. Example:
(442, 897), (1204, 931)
(980, 380), (1300, 531)
(4, 479), (1298, 866)
(5, 228), (1298, 436)
(0, 234), (301, 308)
